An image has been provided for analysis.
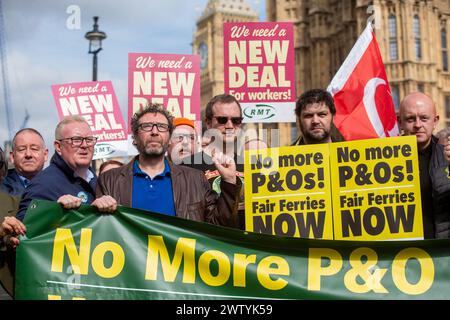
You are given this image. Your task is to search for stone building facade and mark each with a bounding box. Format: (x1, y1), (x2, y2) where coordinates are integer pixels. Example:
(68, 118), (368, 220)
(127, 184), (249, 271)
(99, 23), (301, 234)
(193, 0), (259, 116)
(193, 0), (449, 145)
(267, 0), (450, 131)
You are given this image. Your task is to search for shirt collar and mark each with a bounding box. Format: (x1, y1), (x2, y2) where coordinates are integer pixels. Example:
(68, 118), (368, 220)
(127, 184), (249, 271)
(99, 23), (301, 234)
(18, 174), (30, 187)
(133, 158), (171, 177)
(74, 169), (94, 183)
(418, 141), (432, 156)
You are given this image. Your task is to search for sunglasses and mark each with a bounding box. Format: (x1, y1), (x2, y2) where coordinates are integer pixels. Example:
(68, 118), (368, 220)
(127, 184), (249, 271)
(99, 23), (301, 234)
(213, 116), (243, 125)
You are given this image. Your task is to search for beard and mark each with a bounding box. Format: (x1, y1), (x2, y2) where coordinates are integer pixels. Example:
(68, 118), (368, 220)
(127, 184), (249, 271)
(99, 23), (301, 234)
(302, 127), (330, 144)
(136, 138), (168, 158)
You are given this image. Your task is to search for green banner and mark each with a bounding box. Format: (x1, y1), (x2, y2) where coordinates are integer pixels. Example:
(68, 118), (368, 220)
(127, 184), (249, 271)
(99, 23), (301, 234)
(16, 200), (450, 300)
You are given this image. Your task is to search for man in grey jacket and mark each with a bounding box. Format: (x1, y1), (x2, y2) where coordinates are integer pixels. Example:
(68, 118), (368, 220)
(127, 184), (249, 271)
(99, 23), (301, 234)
(96, 103), (241, 227)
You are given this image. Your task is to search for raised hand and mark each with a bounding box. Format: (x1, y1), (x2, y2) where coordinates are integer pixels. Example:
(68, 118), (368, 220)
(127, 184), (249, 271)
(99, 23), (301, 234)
(211, 148), (237, 184)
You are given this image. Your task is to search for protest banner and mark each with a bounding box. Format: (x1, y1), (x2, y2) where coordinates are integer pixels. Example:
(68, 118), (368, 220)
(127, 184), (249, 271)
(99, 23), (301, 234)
(244, 146), (333, 239)
(224, 22), (296, 123)
(128, 53), (201, 155)
(51, 81), (127, 160)
(15, 200), (450, 300)
(330, 136), (423, 240)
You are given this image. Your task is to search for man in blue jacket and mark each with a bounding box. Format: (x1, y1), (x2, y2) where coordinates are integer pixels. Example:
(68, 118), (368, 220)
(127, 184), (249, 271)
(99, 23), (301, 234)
(13, 115), (117, 222)
(1, 128), (48, 196)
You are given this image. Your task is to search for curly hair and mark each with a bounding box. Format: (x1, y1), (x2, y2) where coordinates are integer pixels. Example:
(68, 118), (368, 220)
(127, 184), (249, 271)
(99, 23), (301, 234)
(131, 102), (174, 137)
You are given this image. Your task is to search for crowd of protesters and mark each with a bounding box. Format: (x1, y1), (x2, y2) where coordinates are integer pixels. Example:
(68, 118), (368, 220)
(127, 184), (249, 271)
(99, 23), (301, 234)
(0, 91), (449, 299)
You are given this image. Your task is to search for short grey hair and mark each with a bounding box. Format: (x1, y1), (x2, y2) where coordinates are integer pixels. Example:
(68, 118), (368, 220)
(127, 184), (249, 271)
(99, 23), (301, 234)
(55, 115), (90, 139)
(12, 128), (46, 150)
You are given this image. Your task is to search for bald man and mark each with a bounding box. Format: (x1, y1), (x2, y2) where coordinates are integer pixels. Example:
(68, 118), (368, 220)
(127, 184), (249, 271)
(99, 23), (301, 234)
(399, 92), (450, 239)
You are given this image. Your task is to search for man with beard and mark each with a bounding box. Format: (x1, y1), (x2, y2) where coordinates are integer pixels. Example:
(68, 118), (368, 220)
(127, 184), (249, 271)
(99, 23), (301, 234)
(96, 103), (241, 227)
(292, 89), (345, 145)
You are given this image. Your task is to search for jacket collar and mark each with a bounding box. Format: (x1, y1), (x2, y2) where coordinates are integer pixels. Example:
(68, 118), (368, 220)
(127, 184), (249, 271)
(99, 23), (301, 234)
(123, 156), (182, 178)
(50, 152), (96, 184)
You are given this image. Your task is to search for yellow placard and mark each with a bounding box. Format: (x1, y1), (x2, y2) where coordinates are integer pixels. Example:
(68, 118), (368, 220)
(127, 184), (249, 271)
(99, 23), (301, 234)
(244, 145), (333, 239)
(329, 136), (423, 240)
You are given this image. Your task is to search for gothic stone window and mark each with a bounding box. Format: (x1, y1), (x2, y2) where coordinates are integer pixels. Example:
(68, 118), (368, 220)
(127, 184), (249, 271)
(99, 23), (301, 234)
(445, 95), (450, 119)
(388, 14), (398, 61)
(413, 15), (422, 60)
(391, 84), (400, 112)
(442, 28), (448, 72)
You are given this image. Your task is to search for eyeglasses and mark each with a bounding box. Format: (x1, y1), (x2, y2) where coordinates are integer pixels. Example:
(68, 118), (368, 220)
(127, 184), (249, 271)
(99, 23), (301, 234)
(138, 122), (170, 132)
(213, 116), (243, 125)
(58, 136), (98, 147)
(171, 133), (196, 142)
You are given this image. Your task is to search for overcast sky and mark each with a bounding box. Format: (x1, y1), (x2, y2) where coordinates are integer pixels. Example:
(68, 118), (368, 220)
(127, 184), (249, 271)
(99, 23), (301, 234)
(0, 0), (264, 160)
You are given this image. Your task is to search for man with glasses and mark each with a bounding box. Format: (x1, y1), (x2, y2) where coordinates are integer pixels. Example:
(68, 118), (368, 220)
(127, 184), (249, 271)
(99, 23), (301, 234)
(180, 94), (246, 229)
(167, 117), (198, 164)
(96, 103), (240, 227)
(14, 115), (117, 222)
(1, 128), (48, 196)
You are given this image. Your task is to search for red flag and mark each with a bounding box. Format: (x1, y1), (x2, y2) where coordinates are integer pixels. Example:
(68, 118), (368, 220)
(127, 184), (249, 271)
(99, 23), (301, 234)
(327, 23), (399, 141)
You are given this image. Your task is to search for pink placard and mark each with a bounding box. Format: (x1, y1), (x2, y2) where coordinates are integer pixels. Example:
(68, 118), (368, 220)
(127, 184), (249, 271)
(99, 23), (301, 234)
(224, 22), (296, 104)
(51, 81), (126, 142)
(128, 53), (201, 133)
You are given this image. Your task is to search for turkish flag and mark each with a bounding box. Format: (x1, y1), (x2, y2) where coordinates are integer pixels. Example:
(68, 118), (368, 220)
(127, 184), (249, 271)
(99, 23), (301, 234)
(327, 23), (399, 141)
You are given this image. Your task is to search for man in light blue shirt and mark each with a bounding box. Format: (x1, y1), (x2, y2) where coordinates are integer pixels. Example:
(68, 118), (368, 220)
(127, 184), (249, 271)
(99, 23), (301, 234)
(2, 128), (48, 196)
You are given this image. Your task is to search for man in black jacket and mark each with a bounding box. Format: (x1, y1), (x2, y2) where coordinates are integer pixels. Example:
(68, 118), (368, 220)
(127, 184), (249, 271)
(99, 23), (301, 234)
(399, 92), (450, 239)
(180, 94), (245, 228)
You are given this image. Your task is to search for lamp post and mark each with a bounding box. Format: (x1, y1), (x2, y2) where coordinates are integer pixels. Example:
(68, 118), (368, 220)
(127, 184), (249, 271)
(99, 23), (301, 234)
(85, 16), (106, 171)
(85, 16), (106, 81)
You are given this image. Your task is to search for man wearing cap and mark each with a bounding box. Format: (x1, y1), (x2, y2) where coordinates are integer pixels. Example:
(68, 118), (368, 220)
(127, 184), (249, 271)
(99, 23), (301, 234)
(167, 118), (198, 164)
